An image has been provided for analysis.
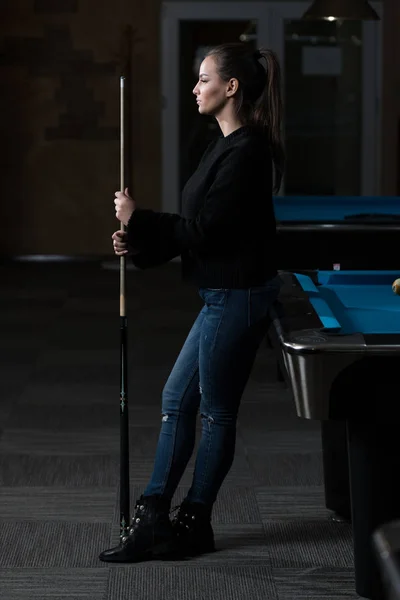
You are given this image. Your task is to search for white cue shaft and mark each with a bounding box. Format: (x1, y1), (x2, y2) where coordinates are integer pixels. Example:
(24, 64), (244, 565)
(120, 76), (126, 318)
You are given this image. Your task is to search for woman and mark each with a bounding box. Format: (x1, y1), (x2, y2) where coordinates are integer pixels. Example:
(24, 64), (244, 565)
(101, 42), (284, 563)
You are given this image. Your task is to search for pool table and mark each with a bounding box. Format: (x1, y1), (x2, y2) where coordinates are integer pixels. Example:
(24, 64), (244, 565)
(274, 196), (400, 270)
(269, 270), (400, 600)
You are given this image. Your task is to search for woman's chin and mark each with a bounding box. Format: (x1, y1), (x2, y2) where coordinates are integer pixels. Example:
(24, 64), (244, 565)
(198, 104), (209, 115)
(198, 104), (216, 117)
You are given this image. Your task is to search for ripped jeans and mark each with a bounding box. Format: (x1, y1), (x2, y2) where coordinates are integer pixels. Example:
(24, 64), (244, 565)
(143, 275), (282, 509)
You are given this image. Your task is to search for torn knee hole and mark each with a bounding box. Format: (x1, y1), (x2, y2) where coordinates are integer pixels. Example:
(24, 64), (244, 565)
(201, 413), (214, 424)
(162, 414), (169, 422)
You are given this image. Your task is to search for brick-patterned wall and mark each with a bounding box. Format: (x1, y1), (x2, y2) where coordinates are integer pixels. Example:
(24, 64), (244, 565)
(0, 0), (161, 255)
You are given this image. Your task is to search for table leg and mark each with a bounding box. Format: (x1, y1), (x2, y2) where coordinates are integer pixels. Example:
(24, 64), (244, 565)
(347, 421), (400, 600)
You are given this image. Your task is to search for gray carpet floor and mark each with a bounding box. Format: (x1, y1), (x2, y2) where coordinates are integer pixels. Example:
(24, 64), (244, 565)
(0, 260), (359, 599)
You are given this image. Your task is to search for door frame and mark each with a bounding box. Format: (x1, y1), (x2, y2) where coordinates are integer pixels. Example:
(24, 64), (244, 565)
(161, 1), (383, 212)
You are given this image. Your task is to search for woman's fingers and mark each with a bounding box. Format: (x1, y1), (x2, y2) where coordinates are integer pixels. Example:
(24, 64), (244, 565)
(112, 230), (129, 255)
(114, 244), (128, 254)
(112, 230), (127, 241)
(113, 239), (126, 248)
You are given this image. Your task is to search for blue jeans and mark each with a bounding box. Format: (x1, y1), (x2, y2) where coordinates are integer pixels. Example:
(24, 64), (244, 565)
(143, 275), (282, 509)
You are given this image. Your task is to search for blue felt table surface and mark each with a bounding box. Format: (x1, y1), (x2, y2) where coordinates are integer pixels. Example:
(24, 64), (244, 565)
(295, 271), (400, 334)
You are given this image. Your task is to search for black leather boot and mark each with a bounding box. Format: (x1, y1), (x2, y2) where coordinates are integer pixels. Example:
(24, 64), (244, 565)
(99, 495), (173, 563)
(170, 499), (215, 557)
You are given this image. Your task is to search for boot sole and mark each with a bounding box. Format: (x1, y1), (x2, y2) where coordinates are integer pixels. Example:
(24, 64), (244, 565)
(99, 540), (174, 563)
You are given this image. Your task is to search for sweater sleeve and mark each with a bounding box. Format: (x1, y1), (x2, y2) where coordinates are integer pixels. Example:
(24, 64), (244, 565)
(126, 146), (264, 254)
(130, 238), (180, 270)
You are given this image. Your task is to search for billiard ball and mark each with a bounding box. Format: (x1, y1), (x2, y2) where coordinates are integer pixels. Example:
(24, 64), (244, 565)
(392, 279), (400, 295)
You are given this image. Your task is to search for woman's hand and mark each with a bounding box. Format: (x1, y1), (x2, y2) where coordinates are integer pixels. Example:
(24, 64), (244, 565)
(112, 230), (129, 256)
(114, 187), (136, 226)
(111, 230), (140, 256)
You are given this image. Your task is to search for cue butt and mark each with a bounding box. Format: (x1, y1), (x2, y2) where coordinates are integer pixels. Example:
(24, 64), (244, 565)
(120, 241), (126, 318)
(119, 314), (129, 537)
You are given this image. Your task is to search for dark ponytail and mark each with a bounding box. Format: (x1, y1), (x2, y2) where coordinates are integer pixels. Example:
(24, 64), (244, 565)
(253, 49), (284, 193)
(206, 43), (285, 194)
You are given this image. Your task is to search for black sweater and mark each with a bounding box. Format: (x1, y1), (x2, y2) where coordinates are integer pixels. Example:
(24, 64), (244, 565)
(127, 125), (277, 288)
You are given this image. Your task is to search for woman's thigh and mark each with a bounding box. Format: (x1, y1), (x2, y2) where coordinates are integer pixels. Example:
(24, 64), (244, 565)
(198, 278), (282, 421)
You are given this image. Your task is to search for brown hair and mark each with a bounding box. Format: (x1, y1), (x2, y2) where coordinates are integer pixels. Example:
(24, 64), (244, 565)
(206, 43), (284, 193)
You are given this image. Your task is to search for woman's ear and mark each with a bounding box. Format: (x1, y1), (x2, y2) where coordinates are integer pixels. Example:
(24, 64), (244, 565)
(226, 78), (239, 97)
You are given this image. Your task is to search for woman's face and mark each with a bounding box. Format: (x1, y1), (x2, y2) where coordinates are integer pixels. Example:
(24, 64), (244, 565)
(193, 55), (237, 116)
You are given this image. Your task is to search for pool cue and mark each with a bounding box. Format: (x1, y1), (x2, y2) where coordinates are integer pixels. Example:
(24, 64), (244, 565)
(119, 73), (130, 541)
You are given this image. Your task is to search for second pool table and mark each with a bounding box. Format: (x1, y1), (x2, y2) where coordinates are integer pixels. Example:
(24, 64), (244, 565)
(274, 196), (400, 270)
